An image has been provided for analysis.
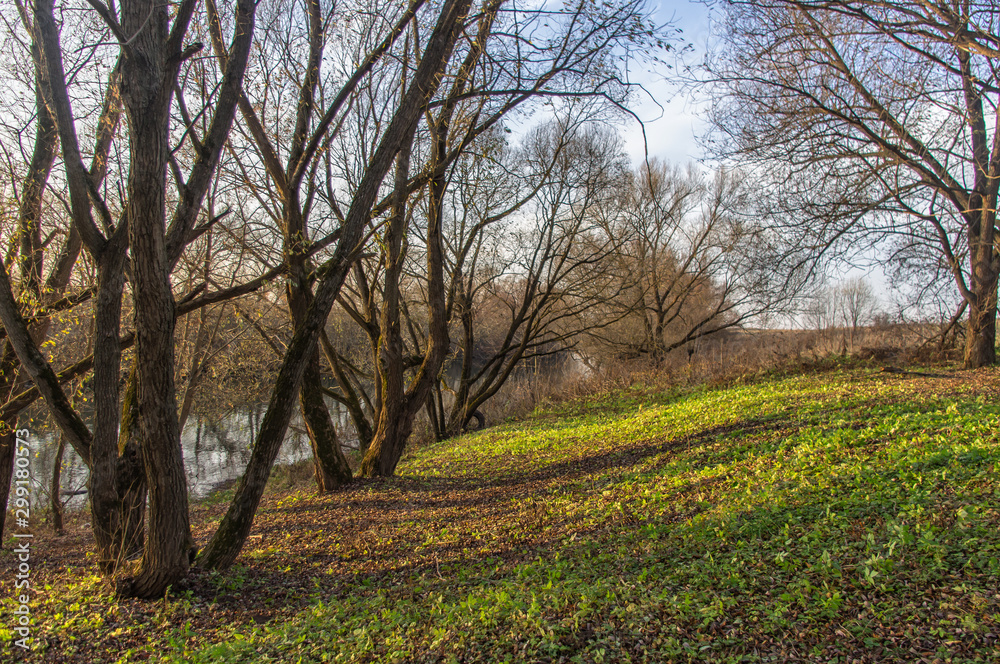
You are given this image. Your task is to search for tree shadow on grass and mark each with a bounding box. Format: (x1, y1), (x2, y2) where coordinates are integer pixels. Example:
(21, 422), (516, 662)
(180, 415), (794, 602)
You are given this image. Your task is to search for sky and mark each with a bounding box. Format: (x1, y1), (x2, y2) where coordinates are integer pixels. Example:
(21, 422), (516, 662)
(620, 0), (715, 166)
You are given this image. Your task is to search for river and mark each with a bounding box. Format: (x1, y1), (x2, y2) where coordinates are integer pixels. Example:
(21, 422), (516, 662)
(23, 404), (329, 511)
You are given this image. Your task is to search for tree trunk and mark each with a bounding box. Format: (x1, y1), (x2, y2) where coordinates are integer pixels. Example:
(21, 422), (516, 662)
(287, 252), (352, 490)
(362, 292), (414, 476)
(958, 45), (998, 370)
(426, 389), (444, 441)
(198, 330), (327, 570)
(363, 394), (416, 477)
(300, 350), (351, 491)
(89, 249), (128, 574)
(964, 262), (998, 368)
(962, 187), (998, 369)
(115, 369), (147, 560)
(444, 403), (476, 440)
(50, 433), (65, 534)
(116, 458), (147, 561)
(116, 0), (192, 598)
(361, 135), (414, 477)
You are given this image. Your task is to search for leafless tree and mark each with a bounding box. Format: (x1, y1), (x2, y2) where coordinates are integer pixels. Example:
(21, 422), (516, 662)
(296, 1), (662, 477)
(836, 276), (879, 350)
(0, 0), (665, 594)
(0, 0), (258, 597)
(710, 0), (1000, 367)
(415, 121), (628, 439)
(0, 0), (118, 542)
(584, 162), (800, 363)
(200, 0), (501, 566)
(803, 284), (840, 334)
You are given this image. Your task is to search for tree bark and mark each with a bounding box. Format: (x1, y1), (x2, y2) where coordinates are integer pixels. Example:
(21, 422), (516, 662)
(115, 0), (192, 598)
(964, 250), (998, 368)
(115, 367), (147, 560)
(300, 350), (352, 491)
(89, 244), (129, 573)
(957, 43), (999, 369)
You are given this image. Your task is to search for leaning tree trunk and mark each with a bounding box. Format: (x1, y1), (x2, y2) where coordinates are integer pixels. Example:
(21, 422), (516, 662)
(198, 313), (340, 570)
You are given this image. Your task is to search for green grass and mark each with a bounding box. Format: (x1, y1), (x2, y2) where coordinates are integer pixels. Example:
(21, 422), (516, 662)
(15, 368), (1000, 662)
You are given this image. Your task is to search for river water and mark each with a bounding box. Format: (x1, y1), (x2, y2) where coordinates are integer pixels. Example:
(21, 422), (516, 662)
(24, 405), (321, 510)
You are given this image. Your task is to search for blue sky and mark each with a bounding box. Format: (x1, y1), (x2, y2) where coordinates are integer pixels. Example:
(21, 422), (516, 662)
(622, 0), (715, 165)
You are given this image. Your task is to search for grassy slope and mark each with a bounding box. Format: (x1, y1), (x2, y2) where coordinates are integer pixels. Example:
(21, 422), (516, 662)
(14, 368), (1000, 662)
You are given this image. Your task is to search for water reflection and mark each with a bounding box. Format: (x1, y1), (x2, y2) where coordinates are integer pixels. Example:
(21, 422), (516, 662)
(184, 405), (313, 496)
(26, 406), (316, 510)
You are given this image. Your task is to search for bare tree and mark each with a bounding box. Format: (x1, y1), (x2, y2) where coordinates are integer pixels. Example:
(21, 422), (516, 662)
(0, 0), (665, 592)
(710, 0), (1000, 367)
(585, 162), (799, 363)
(197, 0), (484, 568)
(836, 276), (878, 350)
(0, 0), (259, 597)
(313, 2), (661, 476)
(803, 284), (839, 334)
(0, 2), (118, 541)
(202, 0), (413, 492)
(429, 121), (628, 438)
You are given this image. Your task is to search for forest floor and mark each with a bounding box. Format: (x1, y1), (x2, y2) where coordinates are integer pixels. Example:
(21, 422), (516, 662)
(8, 364), (1000, 663)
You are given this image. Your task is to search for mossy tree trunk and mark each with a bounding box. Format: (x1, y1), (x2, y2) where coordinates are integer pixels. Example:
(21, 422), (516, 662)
(286, 222), (352, 491)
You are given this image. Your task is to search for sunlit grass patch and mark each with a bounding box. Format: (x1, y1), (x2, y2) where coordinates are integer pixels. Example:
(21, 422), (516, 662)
(27, 368), (1000, 663)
